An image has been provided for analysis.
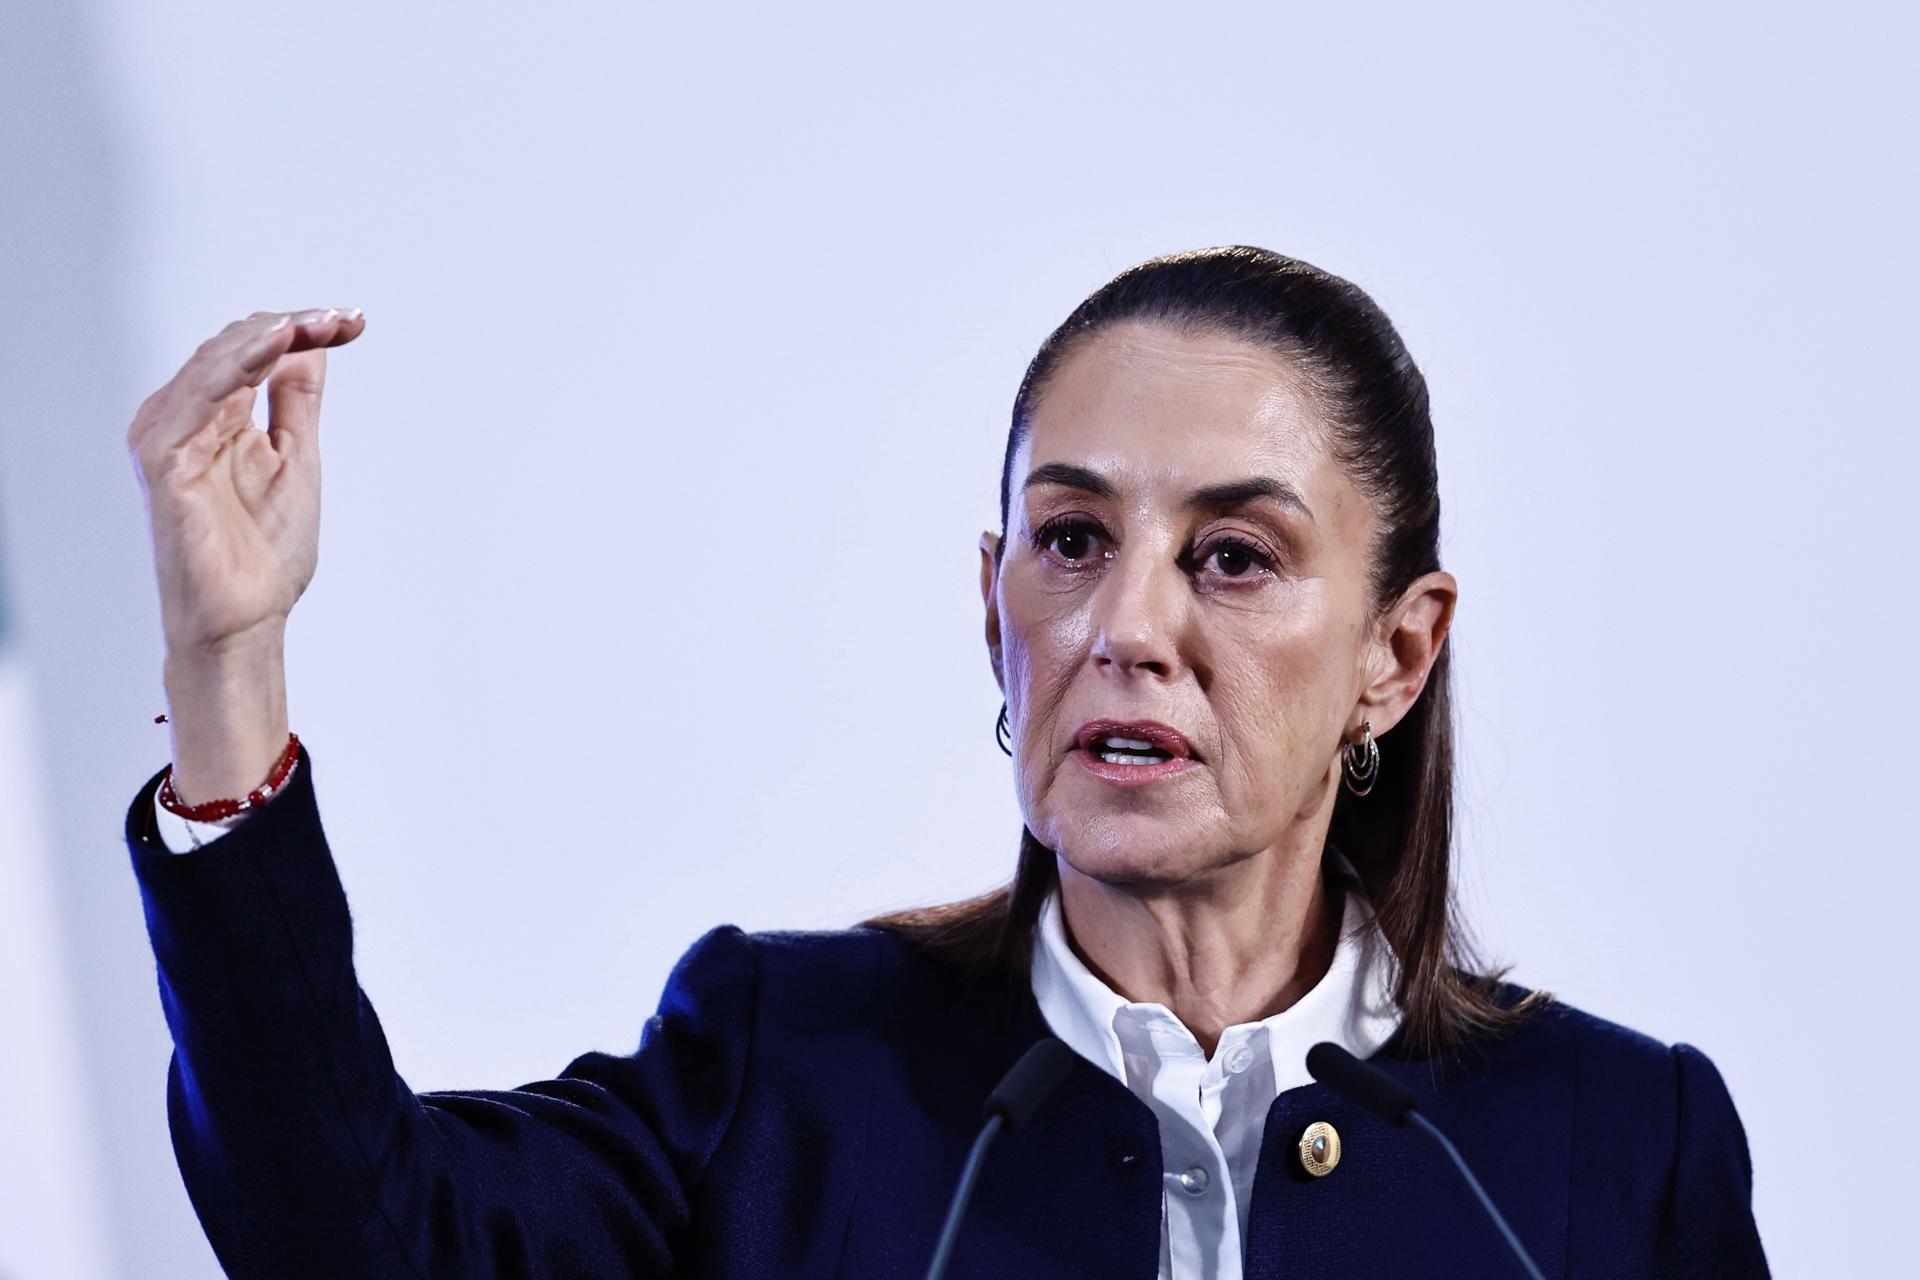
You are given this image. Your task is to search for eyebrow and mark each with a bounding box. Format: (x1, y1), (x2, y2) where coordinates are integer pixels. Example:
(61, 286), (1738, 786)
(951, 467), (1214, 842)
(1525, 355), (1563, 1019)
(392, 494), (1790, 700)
(1021, 462), (1316, 523)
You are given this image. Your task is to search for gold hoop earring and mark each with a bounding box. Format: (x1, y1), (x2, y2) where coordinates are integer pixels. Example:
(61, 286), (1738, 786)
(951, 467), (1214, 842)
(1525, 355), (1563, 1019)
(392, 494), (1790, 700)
(1341, 719), (1379, 796)
(995, 701), (1013, 757)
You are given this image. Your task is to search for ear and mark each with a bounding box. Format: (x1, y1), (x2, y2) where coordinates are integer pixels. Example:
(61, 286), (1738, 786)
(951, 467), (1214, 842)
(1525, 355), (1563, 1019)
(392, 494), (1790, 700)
(979, 530), (1005, 693)
(1353, 570), (1456, 737)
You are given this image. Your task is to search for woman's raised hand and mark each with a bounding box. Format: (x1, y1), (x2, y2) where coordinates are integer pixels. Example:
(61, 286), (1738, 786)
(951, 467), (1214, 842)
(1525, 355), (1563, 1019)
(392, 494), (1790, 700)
(128, 308), (366, 805)
(128, 308), (365, 658)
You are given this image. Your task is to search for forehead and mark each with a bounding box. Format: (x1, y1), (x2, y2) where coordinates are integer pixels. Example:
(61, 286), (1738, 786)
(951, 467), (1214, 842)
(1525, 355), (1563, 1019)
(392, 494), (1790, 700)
(1021, 320), (1336, 497)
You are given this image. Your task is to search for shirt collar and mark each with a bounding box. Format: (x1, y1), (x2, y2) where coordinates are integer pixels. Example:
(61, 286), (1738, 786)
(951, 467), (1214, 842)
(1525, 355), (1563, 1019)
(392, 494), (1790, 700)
(1029, 849), (1403, 1093)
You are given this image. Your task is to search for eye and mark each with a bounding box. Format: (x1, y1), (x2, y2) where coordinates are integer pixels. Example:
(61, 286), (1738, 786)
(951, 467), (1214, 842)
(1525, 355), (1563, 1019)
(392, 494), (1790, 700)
(1030, 515), (1110, 568)
(1193, 534), (1278, 583)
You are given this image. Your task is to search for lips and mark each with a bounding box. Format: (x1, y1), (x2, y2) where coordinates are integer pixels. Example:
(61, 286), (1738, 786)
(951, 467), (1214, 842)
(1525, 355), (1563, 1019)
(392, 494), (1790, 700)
(1072, 719), (1198, 761)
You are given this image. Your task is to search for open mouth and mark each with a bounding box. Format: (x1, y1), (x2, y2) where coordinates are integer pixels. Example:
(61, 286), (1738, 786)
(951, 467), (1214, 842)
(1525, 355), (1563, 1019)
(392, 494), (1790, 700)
(1071, 724), (1198, 786)
(1086, 734), (1177, 765)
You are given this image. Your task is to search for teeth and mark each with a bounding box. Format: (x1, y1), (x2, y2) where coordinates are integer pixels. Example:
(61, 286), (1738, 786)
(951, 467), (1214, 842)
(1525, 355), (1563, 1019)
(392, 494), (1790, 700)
(1096, 748), (1170, 765)
(1100, 735), (1158, 751)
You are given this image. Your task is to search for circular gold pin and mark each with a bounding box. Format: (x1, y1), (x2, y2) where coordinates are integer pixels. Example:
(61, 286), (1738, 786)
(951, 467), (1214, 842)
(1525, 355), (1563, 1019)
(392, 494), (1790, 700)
(1299, 1120), (1342, 1177)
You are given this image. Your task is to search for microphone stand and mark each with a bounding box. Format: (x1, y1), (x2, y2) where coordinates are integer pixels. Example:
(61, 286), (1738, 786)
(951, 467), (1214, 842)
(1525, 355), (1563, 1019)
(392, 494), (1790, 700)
(924, 1112), (1006, 1280)
(1307, 1040), (1546, 1280)
(923, 1039), (1077, 1280)
(1404, 1109), (1546, 1280)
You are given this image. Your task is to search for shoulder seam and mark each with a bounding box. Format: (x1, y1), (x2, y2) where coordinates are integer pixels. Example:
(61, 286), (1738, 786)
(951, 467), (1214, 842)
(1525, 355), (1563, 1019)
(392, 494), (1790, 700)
(1656, 1041), (1687, 1236)
(829, 930), (891, 1267)
(691, 924), (760, 1192)
(1562, 1000), (1578, 1270)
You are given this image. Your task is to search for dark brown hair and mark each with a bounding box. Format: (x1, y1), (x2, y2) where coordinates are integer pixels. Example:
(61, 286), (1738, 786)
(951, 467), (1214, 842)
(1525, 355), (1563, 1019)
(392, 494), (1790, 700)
(865, 246), (1550, 1058)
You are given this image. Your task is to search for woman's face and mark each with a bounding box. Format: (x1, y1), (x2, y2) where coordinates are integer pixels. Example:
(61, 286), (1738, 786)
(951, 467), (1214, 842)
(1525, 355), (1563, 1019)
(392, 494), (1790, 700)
(979, 319), (1453, 888)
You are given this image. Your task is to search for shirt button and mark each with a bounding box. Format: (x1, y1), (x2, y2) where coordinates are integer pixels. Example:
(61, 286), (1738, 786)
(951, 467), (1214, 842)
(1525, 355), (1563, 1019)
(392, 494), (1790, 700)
(1223, 1044), (1256, 1074)
(1177, 1165), (1210, 1196)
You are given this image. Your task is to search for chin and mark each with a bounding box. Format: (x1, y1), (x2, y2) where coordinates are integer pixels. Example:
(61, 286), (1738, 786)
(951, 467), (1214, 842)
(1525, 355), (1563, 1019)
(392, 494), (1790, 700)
(1046, 809), (1223, 889)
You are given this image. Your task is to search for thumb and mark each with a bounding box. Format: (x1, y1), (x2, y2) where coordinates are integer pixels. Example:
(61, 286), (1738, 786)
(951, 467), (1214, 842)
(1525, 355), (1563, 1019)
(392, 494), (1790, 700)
(266, 347), (328, 463)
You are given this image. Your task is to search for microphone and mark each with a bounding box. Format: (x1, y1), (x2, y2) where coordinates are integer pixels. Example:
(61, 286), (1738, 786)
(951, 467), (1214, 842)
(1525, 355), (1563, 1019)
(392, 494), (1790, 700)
(924, 1037), (1079, 1280)
(1306, 1042), (1547, 1280)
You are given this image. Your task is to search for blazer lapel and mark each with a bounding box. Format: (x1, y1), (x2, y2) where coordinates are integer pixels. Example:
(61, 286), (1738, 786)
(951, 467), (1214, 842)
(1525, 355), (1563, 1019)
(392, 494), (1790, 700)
(1241, 1023), (1573, 1279)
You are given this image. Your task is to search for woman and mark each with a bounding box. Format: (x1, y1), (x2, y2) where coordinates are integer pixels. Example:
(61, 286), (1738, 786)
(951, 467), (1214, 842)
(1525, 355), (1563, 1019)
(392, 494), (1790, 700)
(124, 247), (1770, 1278)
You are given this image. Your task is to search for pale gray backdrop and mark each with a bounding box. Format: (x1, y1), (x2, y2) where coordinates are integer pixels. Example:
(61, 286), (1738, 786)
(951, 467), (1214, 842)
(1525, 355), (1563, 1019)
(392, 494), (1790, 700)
(1, 2), (1913, 1275)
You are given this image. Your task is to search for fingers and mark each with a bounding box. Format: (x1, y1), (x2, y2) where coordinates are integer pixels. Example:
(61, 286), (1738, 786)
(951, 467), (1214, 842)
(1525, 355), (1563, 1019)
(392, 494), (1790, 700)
(236, 308), (366, 387)
(133, 309), (366, 461)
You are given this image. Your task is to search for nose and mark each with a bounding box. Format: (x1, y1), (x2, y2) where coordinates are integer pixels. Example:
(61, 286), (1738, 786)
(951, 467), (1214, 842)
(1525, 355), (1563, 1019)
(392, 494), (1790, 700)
(1088, 544), (1185, 680)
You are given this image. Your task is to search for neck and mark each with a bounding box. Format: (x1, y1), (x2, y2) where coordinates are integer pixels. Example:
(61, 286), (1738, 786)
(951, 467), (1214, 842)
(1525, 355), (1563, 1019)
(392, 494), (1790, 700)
(1055, 841), (1343, 1058)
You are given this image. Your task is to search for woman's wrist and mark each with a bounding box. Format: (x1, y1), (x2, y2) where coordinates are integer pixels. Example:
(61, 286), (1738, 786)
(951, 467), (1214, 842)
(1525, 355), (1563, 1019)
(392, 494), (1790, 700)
(161, 634), (291, 807)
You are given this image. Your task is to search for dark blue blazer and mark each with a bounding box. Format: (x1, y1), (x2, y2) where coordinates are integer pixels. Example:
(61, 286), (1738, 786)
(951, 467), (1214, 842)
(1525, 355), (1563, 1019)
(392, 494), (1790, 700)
(125, 742), (1769, 1277)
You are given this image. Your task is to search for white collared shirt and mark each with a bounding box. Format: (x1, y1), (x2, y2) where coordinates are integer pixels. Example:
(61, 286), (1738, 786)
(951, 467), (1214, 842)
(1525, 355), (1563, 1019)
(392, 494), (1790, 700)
(1028, 861), (1402, 1280)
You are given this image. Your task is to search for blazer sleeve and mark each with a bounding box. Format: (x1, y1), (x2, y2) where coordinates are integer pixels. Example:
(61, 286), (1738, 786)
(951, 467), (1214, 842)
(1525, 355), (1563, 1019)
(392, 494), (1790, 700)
(1653, 1042), (1770, 1278)
(124, 740), (757, 1279)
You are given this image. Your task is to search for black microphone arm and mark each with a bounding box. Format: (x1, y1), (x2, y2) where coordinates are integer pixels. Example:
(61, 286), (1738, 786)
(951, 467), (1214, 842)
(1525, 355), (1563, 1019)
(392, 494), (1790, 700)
(923, 1037), (1079, 1280)
(1305, 1041), (1547, 1280)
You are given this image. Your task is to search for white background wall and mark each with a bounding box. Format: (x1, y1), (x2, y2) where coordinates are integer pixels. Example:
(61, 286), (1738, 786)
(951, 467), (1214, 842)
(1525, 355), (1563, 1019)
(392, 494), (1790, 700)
(2, 2), (1913, 1274)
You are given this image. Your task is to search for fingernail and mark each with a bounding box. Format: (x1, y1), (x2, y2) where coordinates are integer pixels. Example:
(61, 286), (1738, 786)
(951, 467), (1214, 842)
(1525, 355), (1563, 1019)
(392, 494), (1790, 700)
(268, 314), (291, 331)
(293, 308), (337, 325)
(338, 306), (363, 321)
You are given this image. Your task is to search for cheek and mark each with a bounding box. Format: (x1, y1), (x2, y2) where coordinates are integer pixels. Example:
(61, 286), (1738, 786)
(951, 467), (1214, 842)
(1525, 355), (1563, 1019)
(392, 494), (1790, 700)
(1001, 592), (1091, 715)
(1002, 614), (1090, 815)
(1213, 636), (1347, 779)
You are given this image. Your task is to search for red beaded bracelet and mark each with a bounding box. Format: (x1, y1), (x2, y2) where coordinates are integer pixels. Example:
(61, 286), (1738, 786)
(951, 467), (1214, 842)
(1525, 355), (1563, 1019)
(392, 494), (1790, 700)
(154, 727), (302, 822)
